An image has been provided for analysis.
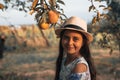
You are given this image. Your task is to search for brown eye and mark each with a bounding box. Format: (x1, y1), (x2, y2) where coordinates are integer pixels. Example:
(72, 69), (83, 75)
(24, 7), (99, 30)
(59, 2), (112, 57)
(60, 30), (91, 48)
(73, 37), (79, 41)
(62, 35), (69, 40)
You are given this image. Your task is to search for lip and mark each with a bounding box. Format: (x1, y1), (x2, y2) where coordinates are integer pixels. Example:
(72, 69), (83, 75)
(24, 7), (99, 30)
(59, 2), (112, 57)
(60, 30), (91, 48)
(67, 47), (74, 50)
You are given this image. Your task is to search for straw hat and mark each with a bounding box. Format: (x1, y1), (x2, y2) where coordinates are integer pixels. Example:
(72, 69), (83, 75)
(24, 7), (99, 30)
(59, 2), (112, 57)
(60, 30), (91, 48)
(55, 16), (93, 43)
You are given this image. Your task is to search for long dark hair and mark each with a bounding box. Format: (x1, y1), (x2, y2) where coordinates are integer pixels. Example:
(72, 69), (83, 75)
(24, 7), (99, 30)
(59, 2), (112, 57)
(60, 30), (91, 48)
(55, 30), (96, 80)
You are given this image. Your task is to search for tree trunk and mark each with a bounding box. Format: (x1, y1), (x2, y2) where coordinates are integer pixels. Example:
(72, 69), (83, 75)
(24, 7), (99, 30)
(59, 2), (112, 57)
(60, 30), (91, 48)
(39, 28), (50, 47)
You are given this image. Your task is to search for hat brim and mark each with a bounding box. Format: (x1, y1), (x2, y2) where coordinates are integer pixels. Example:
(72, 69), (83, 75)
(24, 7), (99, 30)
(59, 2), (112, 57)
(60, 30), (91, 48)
(55, 28), (93, 43)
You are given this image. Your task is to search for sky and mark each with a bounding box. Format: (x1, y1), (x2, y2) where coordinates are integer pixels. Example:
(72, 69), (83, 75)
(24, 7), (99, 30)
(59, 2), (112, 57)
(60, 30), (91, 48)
(0, 0), (107, 25)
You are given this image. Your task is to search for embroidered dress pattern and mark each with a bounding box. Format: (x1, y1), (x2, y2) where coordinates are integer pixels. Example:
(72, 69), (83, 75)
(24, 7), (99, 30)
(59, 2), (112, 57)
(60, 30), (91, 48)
(59, 57), (91, 80)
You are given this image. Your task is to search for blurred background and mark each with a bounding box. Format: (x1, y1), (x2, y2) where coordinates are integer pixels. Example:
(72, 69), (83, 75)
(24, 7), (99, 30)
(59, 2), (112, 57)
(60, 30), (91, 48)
(0, 0), (120, 80)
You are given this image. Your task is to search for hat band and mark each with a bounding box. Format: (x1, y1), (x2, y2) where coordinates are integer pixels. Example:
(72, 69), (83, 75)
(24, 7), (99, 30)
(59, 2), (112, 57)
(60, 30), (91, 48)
(64, 25), (85, 31)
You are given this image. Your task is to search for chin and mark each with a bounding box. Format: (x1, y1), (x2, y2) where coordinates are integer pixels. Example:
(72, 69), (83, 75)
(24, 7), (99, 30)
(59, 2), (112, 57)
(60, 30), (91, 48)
(67, 52), (75, 55)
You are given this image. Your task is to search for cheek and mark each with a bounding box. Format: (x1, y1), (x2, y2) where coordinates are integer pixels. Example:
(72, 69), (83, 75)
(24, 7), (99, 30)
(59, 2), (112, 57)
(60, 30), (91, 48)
(61, 39), (66, 48)
(76, 41), (83, 49)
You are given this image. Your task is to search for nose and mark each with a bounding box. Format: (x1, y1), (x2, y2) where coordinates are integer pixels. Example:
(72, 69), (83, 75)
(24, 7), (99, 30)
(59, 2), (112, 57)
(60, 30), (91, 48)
(68, 38), (73, 45)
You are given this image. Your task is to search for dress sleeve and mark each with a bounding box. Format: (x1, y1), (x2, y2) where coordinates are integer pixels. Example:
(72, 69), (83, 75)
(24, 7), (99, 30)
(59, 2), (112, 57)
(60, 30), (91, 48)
(67, 72), (89, 80)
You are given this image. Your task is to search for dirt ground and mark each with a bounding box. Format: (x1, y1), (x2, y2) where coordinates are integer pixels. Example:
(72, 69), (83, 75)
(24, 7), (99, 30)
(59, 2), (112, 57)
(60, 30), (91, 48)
(0, 47), (120, 80)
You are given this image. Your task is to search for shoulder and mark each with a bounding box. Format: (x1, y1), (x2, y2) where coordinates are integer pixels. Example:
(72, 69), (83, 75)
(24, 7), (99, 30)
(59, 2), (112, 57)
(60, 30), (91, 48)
(72, 63), (87, 73)
(73, 57), (88, 73)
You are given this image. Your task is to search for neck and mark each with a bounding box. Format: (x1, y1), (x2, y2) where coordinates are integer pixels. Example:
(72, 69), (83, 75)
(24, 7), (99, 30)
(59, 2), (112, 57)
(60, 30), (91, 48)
(67, 52), (81, 59)
(65, 53), (81, 65)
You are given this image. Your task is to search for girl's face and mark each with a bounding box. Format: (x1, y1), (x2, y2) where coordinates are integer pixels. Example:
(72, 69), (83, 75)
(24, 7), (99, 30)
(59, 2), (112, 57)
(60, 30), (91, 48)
(62, 30), (83, 55)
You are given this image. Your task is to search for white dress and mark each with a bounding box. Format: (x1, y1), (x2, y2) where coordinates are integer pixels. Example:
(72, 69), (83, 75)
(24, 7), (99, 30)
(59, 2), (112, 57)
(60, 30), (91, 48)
(59, 57), (91, 80)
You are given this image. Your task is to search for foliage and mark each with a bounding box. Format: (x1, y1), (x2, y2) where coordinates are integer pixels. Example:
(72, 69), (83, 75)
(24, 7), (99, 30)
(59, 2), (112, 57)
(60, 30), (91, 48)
(0, 0), (30, 12)
(0, 0), (120, 53)
(0, 0), (67, 30)
(88, 0), (112, 24)
(88, 0), (120, 54)
(0, 0), (67, 47)
(30, 0), (67, 29)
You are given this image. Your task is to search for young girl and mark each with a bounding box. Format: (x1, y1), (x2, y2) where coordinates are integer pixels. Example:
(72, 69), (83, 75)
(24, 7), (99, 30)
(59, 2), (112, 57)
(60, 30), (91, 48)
(55, 16), (96, 80)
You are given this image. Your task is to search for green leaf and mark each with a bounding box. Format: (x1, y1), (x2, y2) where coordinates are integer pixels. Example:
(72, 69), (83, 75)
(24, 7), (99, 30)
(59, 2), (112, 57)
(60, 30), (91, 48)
(57, 0), (65, 5)
(89, 5), (93, 12)
(99, 5), (106, 7)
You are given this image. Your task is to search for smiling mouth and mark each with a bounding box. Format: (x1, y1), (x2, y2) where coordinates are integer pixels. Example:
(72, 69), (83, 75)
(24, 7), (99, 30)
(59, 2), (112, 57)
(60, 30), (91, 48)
(67, 47), (74, 50)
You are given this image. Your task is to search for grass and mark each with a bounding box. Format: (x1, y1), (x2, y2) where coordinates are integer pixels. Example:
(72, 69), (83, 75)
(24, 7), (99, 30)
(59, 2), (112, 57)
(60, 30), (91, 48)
(0, 47), (120, 80)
